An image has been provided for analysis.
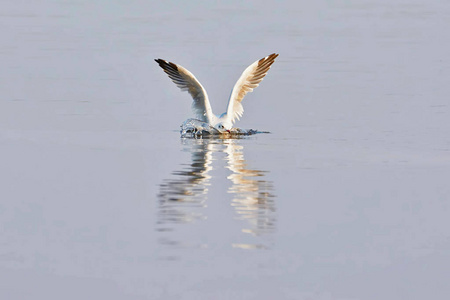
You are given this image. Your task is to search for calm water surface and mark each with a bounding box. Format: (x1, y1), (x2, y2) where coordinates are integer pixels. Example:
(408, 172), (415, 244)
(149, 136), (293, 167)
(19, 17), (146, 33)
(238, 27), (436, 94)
(1, 1), (450, 299)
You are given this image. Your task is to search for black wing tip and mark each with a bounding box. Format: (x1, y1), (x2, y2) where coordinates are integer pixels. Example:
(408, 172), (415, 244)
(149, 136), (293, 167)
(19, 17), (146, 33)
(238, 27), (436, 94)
(257, 53), (279, 68)
(265, 53), (279, 59)
(154, 58), (166, 67)
(154, 58), (178, 71)
(258, 53), (279, 64)
(267, 53), (279, 61)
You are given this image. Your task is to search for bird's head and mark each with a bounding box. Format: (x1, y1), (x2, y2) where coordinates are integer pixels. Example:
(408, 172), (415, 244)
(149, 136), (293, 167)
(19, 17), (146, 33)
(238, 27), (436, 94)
(214, 122), (232, 133)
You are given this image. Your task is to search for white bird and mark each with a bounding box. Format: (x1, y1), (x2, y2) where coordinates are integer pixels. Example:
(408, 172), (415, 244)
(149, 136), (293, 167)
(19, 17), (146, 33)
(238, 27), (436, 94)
(155, 53), (279, 133)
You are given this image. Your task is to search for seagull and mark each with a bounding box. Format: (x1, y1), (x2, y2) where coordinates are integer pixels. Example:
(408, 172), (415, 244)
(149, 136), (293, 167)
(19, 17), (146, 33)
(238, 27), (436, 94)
(155, 53), (279, 133)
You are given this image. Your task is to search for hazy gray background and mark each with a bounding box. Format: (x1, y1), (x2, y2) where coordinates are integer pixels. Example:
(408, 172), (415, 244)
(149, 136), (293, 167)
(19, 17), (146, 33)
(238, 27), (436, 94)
(1, 0), (449, 299)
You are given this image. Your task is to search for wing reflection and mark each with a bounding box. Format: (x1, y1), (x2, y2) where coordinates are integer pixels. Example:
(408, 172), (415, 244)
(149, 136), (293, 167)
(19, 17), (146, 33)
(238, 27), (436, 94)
(157, 137), (276, 251)
(157, 139), (214, 228)
(224, 140), (276, 238)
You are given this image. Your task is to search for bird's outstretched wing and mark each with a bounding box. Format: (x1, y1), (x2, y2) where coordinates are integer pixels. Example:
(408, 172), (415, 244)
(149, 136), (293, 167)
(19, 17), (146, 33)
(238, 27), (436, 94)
(225, 53), (279, 124)
(155, 59), (214, 123)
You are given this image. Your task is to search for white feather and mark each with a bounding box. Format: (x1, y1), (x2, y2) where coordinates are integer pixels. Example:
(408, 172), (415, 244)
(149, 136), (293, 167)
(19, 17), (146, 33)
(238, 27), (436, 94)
(225, 53), (279, 125)
(155, 59), (215, 123)
(155, 53), (278, 131)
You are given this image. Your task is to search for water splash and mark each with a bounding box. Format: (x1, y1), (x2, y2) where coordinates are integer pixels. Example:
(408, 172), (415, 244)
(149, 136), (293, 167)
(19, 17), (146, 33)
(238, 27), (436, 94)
(180, 118), (268, 138)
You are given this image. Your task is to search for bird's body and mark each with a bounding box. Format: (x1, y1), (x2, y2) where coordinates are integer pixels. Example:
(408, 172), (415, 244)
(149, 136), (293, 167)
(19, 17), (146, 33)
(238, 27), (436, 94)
(155, 53), (278, 133)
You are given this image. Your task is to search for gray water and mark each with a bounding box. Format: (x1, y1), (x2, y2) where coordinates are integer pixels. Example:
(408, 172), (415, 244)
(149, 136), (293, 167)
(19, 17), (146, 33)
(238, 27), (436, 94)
(1, 1), (450, 299)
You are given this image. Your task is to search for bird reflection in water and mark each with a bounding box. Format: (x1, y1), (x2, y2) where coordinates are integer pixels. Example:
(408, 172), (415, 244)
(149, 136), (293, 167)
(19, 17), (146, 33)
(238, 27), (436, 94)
(224, 142), (276, 249)
(157, 137), (275, 251)
(157, 139), (213, 227)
